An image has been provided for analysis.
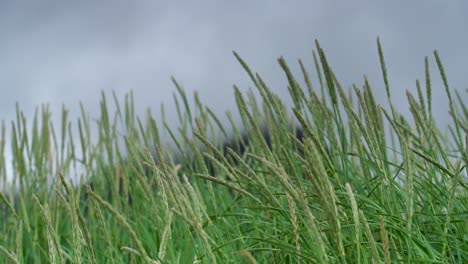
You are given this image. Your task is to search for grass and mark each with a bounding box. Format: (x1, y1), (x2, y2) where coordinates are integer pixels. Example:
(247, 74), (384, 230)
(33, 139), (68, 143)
(0, 39), (467, 263)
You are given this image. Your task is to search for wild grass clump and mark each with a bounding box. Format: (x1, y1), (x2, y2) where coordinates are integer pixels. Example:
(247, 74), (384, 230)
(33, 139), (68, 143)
(0, 39), (467, 263)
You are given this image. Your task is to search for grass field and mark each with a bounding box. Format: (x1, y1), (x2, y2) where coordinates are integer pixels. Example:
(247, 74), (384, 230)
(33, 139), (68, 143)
(1, 40), (467, 263)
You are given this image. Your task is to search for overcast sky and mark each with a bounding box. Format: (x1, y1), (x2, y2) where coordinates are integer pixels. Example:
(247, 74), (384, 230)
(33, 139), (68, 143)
(0, 1), (467, 183)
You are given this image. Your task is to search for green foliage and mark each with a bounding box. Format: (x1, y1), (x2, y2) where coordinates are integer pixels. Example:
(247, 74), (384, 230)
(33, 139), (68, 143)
(0, 40), (466, 263)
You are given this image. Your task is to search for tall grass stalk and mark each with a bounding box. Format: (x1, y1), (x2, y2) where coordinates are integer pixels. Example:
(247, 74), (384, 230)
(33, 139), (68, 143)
(0, 40), (466, 263)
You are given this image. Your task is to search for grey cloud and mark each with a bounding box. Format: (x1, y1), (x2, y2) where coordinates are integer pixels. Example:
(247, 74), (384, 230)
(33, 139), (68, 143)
(0, 1), (466, 131)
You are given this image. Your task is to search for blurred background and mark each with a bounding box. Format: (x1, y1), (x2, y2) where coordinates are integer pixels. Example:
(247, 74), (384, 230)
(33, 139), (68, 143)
(0, 1), (467, 183)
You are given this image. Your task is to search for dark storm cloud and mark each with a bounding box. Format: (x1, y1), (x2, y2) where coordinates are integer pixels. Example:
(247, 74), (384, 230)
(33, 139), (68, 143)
(0, 1), (466, 134)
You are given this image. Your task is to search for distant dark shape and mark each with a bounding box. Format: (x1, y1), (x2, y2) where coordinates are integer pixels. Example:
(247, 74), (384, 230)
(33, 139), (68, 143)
(88, 124), (304, 209)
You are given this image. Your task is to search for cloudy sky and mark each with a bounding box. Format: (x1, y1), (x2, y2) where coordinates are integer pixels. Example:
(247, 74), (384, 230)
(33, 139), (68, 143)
(0, 1), (467, 181)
